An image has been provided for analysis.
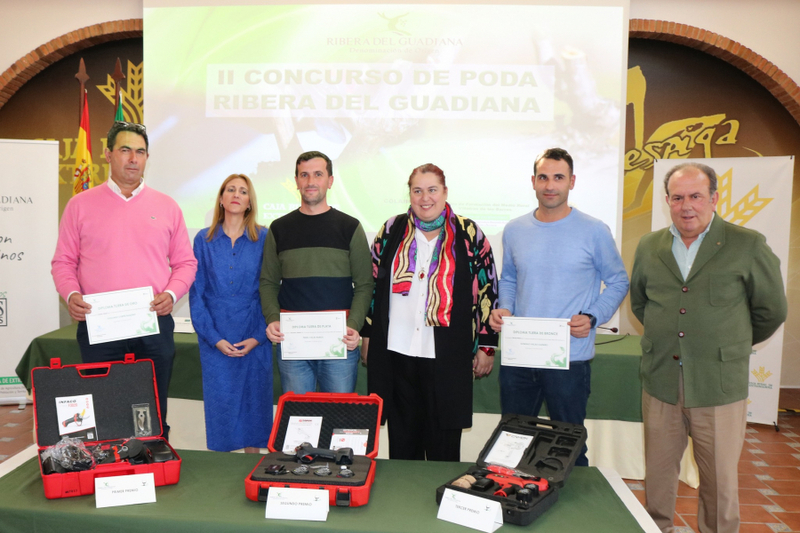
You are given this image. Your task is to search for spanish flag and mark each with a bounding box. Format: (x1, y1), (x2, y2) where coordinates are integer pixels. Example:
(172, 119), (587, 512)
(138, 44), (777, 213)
(71, 91), (94, 196)
(115, 91), (124, 121)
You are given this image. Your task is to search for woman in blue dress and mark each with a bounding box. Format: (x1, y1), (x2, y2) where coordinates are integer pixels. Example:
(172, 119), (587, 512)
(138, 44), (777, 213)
(190, 174), (272, 452)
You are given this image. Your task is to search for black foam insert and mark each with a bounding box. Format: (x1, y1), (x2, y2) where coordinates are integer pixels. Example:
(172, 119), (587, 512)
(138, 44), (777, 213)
(250, 454), (372, 487)
(477, 414), (587, 488)
(445, 464), (555, 508)
(273, 401), (379, 455)
(436, 464), (560, 527)
(32, 361), (162, 446)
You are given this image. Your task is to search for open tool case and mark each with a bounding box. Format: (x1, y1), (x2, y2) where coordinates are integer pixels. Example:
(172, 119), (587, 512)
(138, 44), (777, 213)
(436, 414), (587, 526)
(245, 392), (383, 507)
(31, 354), (180, 499)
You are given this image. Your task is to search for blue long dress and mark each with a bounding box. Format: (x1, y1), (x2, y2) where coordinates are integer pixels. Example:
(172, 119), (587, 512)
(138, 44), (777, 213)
(189, 226), (273, 451)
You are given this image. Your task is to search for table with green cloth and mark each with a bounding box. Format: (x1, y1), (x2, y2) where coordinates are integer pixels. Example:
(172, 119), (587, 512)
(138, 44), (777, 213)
(0, 448), (647, 533)
(17, 325), (643, 422)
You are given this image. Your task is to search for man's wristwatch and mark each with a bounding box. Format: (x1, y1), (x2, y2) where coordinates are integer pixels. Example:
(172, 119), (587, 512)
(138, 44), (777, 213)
(584, 314), (597, 328)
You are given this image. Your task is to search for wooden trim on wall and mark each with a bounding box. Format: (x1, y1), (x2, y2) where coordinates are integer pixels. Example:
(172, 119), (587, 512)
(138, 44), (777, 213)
(1, 18), (798, 126)
(0, 19), (142, 112)
(630, 18), (800, 126)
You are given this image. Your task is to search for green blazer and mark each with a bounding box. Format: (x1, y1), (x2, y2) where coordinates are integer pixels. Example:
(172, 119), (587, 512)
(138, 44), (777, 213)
(630, 215), (787, 408)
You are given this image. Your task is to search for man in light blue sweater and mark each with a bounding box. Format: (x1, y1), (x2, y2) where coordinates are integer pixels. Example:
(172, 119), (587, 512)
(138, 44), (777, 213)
(489, 147), (628, 466)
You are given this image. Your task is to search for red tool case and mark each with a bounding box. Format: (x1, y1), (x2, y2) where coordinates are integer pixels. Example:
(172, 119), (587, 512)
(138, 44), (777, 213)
(436, 414), (587, 526)
(245, 392), (383, 507)
(31, 354), (181, 499)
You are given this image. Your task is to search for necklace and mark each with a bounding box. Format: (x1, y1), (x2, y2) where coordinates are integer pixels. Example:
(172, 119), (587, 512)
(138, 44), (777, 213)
(416, 236), (434, 280)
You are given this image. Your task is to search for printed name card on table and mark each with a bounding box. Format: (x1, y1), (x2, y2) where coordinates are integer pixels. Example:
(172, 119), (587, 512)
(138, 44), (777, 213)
(95, 473), (156, 508)
(266, 487), (329, 521)
(173, 316), (194, 333)
(438, 488), (503, 532)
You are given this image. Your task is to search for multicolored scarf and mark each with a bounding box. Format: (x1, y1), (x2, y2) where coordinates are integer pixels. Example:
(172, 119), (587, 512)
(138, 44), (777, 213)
(391, 203), (457, 327)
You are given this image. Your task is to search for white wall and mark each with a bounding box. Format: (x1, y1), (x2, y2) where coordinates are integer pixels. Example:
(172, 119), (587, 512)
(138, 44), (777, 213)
(0, 0), (142, 76)
(2, 1), (800, 90)
(629, 0), (800, 86)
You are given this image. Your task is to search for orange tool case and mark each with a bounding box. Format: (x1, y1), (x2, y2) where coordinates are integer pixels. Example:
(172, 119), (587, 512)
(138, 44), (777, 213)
(245, 392), (382, 507)
(31, 354), (180, 499)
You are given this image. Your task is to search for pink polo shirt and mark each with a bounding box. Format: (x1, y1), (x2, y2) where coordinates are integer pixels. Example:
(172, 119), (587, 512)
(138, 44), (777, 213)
(51, 181), (197, 302)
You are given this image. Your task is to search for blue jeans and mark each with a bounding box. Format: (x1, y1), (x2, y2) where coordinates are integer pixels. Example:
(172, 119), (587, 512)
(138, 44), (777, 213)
(276, 344), (360, 394)
(499, 360), (592, 466)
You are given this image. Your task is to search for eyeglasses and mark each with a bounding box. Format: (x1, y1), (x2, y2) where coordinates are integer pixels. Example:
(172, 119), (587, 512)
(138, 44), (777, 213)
(113, 121), (147, 133)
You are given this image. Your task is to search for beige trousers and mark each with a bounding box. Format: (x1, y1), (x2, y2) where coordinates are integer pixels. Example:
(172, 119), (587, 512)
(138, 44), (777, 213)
(642, 374), (747, 533)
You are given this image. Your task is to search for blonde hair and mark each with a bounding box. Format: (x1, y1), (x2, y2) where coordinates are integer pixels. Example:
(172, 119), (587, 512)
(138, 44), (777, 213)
(206, 174), (262, 242)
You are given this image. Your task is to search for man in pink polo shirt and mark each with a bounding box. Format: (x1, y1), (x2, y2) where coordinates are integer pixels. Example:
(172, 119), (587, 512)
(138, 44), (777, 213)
(51, 121), (197, 436)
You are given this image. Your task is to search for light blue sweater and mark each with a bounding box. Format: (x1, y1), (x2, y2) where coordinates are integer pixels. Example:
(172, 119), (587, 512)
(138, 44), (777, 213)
(498, 208), (629, 362)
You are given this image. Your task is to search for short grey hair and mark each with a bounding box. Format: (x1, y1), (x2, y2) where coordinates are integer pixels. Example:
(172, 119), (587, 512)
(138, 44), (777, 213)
(663, 162), (718, 197)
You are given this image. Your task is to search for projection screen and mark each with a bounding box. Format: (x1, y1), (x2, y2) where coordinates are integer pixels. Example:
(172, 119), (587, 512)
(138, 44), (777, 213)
(143, 1), (628, 247)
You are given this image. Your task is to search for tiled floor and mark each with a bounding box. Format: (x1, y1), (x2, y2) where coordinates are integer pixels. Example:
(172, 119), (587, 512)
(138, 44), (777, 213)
(0, 401), (34, 463)
(623, 388), (800, 533)
(2, 391), (800, 531)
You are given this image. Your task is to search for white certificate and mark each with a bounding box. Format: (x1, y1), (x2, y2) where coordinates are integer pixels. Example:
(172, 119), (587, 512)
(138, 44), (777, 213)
(483, 430), (534, 468)
(500, 317), (570, 369)
(280, 311), (347, 360)
(330, 429), (369, 455)
(83, 287), (160, 345)
(282, 416), (323, 453)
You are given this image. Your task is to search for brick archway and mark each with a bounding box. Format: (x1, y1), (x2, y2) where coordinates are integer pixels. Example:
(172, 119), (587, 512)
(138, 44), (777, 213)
(0, 19), (142, 111)
(630, 18), (800, 126)
(1, 18), (799, 125)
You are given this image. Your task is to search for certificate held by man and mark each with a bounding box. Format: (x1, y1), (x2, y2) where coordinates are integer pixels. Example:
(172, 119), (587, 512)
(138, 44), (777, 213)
(500, 317), (570, 369)
(83, 287), (160, 345)
(280, 311), (347, 360)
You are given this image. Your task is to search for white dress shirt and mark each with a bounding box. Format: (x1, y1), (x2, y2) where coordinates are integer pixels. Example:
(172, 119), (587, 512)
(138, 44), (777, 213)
(387, 228), (438, 358)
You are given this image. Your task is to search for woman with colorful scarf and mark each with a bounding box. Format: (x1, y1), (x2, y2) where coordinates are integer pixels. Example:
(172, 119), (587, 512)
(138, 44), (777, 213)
(361, 164), (498, 461)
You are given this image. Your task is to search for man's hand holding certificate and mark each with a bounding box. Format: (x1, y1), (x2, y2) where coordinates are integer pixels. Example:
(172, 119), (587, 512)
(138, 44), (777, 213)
(83, 287), (160, 345)
(280, 311), (347, 360)
(500, 317), (570, 369)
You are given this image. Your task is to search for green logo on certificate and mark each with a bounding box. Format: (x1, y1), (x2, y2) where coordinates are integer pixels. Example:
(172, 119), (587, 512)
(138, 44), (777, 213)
(546, 346), (568, 368)
(138, 314), (158, 334)
(328, 343), (346, 358)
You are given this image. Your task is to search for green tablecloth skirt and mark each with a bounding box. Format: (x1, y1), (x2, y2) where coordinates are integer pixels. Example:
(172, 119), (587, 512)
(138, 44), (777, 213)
(18, 325), (643, 422)
(0, 450), (644, 533)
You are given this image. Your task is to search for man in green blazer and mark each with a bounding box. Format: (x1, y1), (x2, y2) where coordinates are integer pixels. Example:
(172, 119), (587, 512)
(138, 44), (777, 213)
(631, 162), (787, 533)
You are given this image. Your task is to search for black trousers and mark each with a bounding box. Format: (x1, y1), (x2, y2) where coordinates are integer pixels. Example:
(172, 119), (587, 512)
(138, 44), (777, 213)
(386, 350), (462, 461)
(76, 315), (175, 437)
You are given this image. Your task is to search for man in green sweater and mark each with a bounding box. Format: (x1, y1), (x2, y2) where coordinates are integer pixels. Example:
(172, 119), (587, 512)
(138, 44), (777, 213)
(631, 162), (787, 533)
(259, 151), (373, 394)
